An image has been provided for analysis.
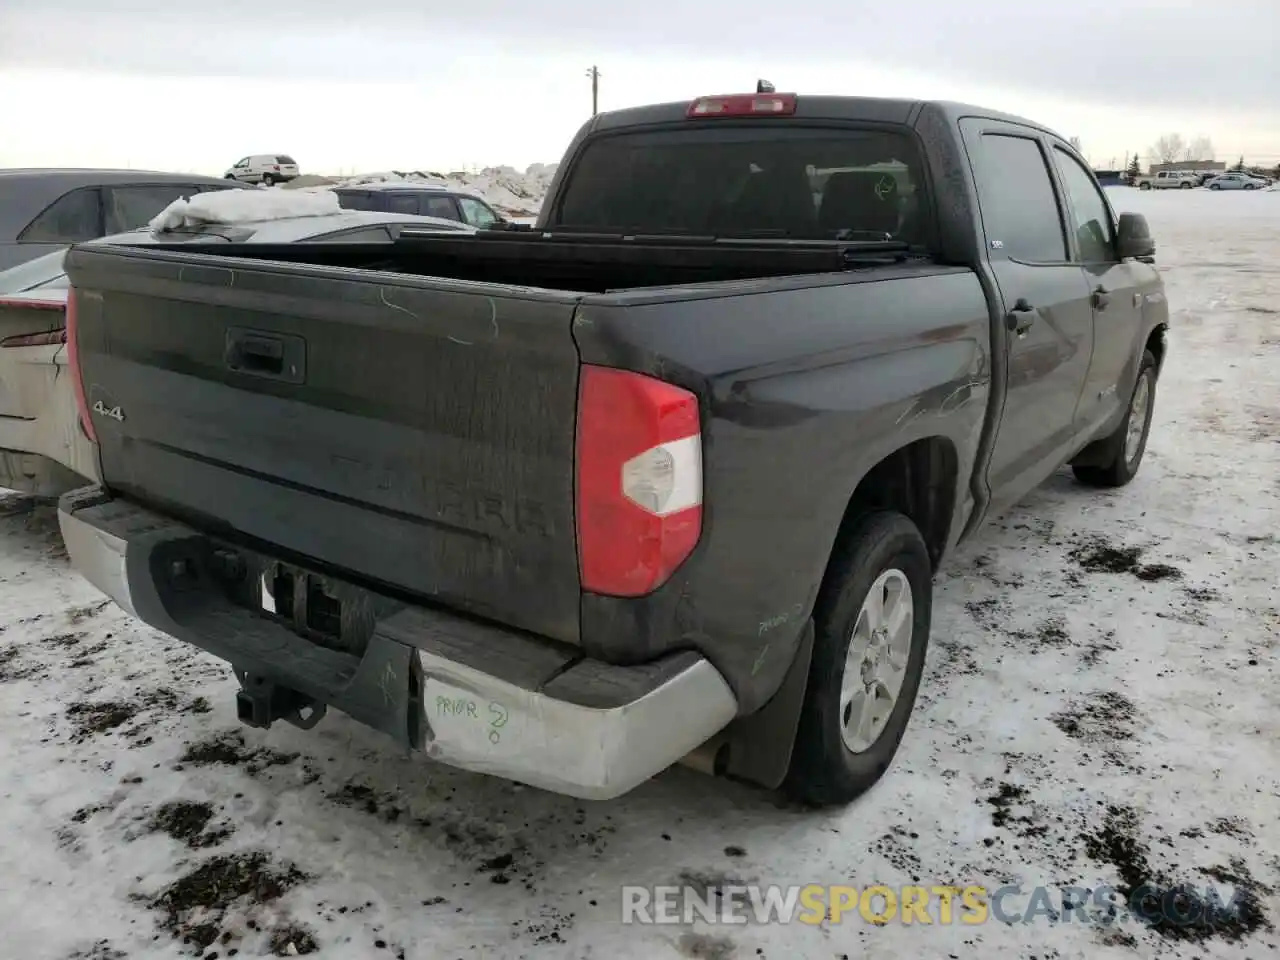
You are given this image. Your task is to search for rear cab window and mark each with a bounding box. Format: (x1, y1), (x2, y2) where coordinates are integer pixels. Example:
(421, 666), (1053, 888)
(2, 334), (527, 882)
(17, 187), (104, 243)
(551, 125), (933, 249)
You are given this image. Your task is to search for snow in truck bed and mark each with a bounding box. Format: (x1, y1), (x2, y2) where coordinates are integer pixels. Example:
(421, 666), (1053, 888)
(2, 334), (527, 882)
(148, 188), (342, 232)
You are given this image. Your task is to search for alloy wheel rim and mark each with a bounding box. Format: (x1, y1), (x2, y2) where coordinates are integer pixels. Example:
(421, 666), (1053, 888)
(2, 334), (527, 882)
(839, 568), (914, 754)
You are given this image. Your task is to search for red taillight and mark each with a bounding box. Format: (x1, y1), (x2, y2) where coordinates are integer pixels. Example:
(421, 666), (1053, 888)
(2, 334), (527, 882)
(686, 93), (797, 118)
(65, 287), (97, 444)
(576, 366), (703, 597)
(273, 164), (281, 171)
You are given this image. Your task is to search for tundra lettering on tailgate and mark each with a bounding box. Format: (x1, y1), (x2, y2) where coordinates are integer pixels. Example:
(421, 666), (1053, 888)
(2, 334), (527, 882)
(326, 452), (555, 537)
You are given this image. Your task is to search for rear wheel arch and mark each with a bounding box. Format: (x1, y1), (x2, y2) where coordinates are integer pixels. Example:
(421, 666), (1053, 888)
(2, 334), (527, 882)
(717, 437), (959, 793)
(822, 437), (960, 583)
(1145, 324), (1168, 376)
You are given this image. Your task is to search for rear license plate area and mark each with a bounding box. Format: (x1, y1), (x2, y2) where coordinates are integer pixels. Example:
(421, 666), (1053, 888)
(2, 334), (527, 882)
(259, 563), (344, 644)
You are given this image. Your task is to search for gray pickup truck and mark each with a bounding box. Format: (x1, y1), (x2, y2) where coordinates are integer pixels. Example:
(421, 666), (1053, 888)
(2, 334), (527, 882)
(57, 90), (1167, 805)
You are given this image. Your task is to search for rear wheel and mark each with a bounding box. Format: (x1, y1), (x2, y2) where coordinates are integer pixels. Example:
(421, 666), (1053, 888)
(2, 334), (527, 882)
(1209, 183), (1221, 190)
(1139, 182), (1151, 190)
(1180, 181), (1192, 189)
(1244, 183), (1256, 191)
(783, 511), (932, 807)
(261, 173), (276, 186)
(1073, 349), (1157, 488)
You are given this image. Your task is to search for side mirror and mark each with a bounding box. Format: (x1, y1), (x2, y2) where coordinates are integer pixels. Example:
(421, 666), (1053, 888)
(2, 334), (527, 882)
(1116, 212), (1155, 262)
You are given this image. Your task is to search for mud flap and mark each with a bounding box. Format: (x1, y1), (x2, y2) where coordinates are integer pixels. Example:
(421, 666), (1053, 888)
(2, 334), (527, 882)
(721, 618), (815, 790)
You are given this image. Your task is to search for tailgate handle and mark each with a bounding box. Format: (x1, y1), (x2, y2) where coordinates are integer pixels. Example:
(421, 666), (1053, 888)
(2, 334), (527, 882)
(235, 335), (283, 372)
(225, 327), (306, 384)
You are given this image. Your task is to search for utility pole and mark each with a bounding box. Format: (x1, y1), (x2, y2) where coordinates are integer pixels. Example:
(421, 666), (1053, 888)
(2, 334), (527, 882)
(586, 65), (600, 116)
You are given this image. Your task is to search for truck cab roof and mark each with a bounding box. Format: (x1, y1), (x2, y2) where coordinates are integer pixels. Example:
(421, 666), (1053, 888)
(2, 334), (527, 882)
(585, 94), (1063, 141)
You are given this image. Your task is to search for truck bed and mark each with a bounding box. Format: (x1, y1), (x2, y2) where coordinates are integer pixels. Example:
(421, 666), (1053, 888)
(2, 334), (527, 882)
(64, 234), (968, 678)
(125, 229), (917, 293)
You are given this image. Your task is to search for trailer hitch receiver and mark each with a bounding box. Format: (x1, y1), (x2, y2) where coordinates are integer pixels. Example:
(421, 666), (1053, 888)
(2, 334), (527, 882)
(235, 670), (328, 731)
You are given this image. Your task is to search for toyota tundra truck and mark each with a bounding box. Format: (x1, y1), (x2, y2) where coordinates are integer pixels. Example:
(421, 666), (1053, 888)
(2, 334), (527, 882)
(56, 91), (1168, 804)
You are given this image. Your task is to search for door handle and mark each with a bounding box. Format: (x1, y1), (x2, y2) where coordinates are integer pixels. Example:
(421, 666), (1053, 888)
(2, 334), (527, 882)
(1005, 298), (1036, 336)
(1092, 285), (1111, 309)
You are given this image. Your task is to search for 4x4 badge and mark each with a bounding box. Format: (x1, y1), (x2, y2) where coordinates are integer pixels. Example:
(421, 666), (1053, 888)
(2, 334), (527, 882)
(92, 400), (125, 422)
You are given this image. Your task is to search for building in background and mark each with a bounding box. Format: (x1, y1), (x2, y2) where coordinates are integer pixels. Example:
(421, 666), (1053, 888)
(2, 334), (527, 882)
(1149, 161), (1226, 175)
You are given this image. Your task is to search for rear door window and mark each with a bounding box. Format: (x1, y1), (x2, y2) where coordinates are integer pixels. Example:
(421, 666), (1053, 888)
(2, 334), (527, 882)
(105, 184), (196, 234)
(18, 187), (103, 243)
(422, 196), (462, 221)
(386, 194), (420, 215)
(276, 156), (297, 165)
(970, 134), (1067, 263)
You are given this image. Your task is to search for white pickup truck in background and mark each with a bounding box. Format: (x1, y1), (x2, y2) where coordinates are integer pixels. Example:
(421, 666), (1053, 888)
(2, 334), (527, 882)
(1134, 170), (1200, 190)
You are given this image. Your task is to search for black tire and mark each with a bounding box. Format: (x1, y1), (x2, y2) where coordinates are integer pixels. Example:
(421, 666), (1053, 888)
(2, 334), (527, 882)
(1139, 182), (1151, 191)
(1244, 184), (1256, 191)
(224, 174), (236, 180)
(1209, 183), (1221, 190)
(1180, 181), (1191, 189)
(1073, 349), (1158, 488)
(261, 173), (276, 186)
(783, 511), (933, 807)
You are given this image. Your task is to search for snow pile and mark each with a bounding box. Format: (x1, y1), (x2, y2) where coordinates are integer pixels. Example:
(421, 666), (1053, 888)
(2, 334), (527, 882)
(287, 164), (558, 217)
(148, 189), (342, 231)
(443, 165), (558, 215)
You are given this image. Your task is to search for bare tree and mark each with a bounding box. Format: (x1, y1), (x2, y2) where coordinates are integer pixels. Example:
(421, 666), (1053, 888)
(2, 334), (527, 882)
(1150, 133), (1186, 165)
(1184, 136), (1215, 162)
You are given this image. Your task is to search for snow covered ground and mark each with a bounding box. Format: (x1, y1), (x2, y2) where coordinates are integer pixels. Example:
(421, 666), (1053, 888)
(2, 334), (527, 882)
(0, 188), (1277, 960)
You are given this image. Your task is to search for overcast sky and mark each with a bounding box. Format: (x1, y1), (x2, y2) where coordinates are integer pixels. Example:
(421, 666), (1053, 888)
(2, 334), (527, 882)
(1, 0), (1277, 174)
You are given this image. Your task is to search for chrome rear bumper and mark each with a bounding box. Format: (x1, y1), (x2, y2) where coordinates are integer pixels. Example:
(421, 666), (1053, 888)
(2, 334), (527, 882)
(58, 487), (737, 800)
